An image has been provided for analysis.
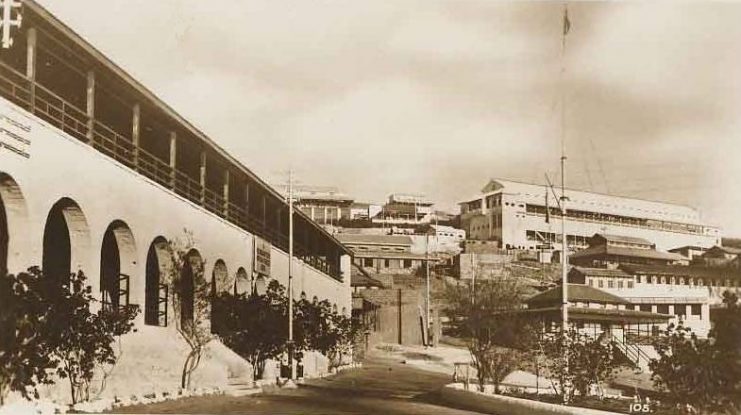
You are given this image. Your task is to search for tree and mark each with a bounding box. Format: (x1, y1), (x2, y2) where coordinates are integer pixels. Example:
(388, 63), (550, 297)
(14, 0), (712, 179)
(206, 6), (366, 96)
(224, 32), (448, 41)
(540, 328), (619, 403)
(299, 299), (358, 370)
(0, 268), (58, 404)
(48, 271), (138, 404)
(216, 280), (288, 380)
(441, 278), (531, 392)
(651, 321), (740, 413)
(161, 232), (213, 390)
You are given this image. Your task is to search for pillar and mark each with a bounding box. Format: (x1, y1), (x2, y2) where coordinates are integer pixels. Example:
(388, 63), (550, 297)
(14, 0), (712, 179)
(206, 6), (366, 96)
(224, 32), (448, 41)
(310, 206), (315, 221)
(85, 70), (95, 143)
(199, 150), (207, 205)
(168, 131), (177, 188)
(701, 303), (709, 322)
(686, 304), (692, 318)
(132, 103), (141, 165)
(25, 27), (36, 108)
(223, 169), (230, 216)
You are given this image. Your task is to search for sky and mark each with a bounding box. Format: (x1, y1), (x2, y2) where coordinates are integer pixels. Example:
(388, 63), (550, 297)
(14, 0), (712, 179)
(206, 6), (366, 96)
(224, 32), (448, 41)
(35, 0), (741, 235)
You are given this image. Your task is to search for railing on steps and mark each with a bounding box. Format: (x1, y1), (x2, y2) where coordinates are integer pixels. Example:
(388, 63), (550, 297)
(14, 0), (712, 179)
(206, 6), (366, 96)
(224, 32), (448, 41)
(611, 334), (653, 368)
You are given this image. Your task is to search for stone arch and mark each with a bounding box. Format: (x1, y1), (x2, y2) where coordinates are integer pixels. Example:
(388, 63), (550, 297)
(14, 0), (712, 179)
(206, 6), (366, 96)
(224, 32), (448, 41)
(0, 172), (29, 275)
(180, 248), (203, 327)
(145, 236), (171, 326)
(42, 197), (91, 284)
(100, 220), (137, 309)
(234, 266), (248, 294)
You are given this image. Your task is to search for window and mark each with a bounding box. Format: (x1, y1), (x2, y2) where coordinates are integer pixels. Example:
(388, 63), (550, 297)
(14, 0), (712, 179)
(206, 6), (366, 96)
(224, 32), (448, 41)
(363, 258), (373, 267)
(587, 279), (593, 287)
(674, 304), (686, 317)
(607, 280), (614, 288)
(384, 259), (390, 268)
(618, 280), (624, 289)
(657, 305), (669, 314)
(403, 259), (412, 268)
(627, 281), (634, 288)
(651, 276), (658, 284)
(598, 280), (604, 288)
(660, 277), (666, 284)
(698, 279), (704, 286)
(679, 278), (685, 285)
(640, 304), (652, 312)
(691, 304), (702, 316)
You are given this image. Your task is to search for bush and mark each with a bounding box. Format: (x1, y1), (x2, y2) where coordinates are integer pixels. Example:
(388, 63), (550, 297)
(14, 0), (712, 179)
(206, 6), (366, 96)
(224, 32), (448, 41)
(0, 268), (58, 404)
(0, 268), (138, 405)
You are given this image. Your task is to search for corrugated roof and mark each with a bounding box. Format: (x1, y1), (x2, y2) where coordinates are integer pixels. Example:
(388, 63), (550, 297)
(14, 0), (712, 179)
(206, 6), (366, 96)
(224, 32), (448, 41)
(352, 251), (430, 260)
(570, 267), (632, 279)
(336, 234), (413, 246)
(527, 284), (630, 305)
(519, 306), (672, 324)
(593, 233), (653, 246)
(350, 265), (385, 288)
(569, 245), (685, 262)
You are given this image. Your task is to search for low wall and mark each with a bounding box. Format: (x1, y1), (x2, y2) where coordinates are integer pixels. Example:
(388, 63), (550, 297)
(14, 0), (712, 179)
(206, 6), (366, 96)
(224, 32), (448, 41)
(440, 384), (623, 415)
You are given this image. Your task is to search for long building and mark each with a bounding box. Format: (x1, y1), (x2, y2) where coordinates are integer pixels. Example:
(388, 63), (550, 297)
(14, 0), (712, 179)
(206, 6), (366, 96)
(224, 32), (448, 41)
(0, 1), (351, 403)
(459, 179), (720, 253)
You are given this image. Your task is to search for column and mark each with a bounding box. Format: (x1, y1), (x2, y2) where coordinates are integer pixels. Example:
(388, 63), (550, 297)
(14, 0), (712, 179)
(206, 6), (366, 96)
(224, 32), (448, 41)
(701, 303), (709, 323)
(85, 70), (95, 144)
(25, 27), (36, 108)
(310, 206), (315, 221)
(223, 170), (230, 217)
(686, 304), (692, 318)
(199, 151), (207, 205)
(132, 104), (141, 166)
(168, 131), (177, 188)
(324, 207), (329, 224)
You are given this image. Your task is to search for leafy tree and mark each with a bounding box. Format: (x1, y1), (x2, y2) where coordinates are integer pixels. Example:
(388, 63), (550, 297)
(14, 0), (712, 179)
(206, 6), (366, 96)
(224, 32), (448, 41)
(161, 232), (213, 389)
(440, 278), (530, 392)
(0, 268), (58, 404)
(304, 301), (358, 370)
(651, 320), (740, 413)
(540, 328), (619, 403)
(216, 280), (288, 380)
(48, 271), (138, 404)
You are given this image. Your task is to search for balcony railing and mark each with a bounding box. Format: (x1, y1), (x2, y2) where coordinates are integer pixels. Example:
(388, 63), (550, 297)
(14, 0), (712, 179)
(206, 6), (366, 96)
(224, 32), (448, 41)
(0, 59), (343, 281)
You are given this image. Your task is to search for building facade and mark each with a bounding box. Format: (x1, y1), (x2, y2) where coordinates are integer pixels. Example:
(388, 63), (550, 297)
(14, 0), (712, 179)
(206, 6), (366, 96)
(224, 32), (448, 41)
(373, 193), (434, 225)
(335, 233), (428, 275)
(459, 179), (720, 253)
(0, 1), (351, 403)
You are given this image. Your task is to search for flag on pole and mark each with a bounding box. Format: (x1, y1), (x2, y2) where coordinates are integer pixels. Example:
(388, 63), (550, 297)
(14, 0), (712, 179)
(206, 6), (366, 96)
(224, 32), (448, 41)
(563, 5), (571, 36)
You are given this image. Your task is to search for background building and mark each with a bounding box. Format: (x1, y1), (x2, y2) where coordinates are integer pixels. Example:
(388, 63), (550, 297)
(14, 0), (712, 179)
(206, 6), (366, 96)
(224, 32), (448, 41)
(459, 179), (721, 253)
(373, 193), (434, 225)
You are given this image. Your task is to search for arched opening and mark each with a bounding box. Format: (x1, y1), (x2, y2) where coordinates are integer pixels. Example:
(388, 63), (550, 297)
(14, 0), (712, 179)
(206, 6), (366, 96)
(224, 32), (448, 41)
(211, 259), (228, 295)
(100, 220), (136, 310)
(42, 198), (90, 284)
(254, 275), (266, 296)
(0, 172), (29, 276)
(234, 267), (248, 295)
(145, 236), (170, 326)
(180, 249), (202, 327)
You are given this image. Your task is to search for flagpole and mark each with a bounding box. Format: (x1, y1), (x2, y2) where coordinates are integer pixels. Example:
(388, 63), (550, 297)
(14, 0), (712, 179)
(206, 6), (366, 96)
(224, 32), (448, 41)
(288, 168), (295, 381)
(560, 2), (571, 406)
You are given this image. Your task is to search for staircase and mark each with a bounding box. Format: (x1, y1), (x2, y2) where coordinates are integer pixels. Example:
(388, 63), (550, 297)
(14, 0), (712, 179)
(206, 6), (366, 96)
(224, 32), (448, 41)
(611, 335), (654, 372)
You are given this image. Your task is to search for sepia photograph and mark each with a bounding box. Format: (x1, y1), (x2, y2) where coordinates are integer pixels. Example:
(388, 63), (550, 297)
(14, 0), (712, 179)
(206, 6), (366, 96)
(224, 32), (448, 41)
(1, 1), (740, 414)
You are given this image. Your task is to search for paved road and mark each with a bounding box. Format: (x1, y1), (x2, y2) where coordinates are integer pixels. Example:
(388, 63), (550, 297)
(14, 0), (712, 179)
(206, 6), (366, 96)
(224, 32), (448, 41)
(114, 356), (487, 415)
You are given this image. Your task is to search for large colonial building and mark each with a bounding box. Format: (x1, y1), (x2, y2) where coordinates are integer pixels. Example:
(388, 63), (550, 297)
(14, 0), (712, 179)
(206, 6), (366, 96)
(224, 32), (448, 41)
(0, 0), (351, 403)
(459, 179), (720, 253)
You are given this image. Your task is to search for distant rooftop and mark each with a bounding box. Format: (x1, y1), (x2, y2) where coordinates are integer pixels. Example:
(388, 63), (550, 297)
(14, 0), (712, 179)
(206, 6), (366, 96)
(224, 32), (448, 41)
(335, 234), (413, 247)
(592, 233), (654, 247)
(388, 193), (433, 205)
(527, 284), (630, 306)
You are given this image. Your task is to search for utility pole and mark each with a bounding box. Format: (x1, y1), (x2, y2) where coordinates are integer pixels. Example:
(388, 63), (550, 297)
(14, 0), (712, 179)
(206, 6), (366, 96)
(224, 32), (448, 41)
(287, 168), (295, 381)
(425, 231), (431, 346)
(470, 252), (476, 305)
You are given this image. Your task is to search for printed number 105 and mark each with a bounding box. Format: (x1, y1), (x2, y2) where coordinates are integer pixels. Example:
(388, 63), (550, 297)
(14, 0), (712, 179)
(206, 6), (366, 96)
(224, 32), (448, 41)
(628, 403), (651, 413)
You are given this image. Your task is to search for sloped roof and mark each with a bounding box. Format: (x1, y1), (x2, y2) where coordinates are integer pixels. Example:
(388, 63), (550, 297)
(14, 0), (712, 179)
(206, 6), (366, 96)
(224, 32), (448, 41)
(570, 267), (632, 279)
(519, 306), (672, 324)
(350, 265), (385, 288)
(569, 245), (685, 262)
(527, 284), (630, 305)
(620, 264), (741, 280)
(336, 234), (413, 247)
(592, 233), (653, 246)
(709, 246), (741, 255)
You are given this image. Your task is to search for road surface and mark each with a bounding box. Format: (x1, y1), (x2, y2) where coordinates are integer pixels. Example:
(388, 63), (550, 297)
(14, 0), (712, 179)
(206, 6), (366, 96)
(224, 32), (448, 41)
(113, 356), (487, 415)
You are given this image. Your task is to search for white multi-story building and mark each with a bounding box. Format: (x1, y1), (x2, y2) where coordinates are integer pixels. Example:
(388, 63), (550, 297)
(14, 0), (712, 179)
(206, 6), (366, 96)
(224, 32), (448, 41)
(459, 179), (721, 253)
